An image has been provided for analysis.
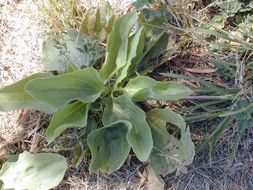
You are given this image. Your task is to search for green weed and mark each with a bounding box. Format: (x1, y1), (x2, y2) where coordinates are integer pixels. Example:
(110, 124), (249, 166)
(0, 11), (194, 189)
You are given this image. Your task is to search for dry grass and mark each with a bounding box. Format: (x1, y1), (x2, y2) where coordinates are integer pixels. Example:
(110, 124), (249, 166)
(163, 120), (253, 190)
(0, 0), (46, 163)
(57, 160), (145, 190)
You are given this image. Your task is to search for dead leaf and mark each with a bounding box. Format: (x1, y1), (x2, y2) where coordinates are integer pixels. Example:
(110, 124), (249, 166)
(17, 109), (31, 124)
(147, 168), (164, 190)
(183, 67), (217, 74)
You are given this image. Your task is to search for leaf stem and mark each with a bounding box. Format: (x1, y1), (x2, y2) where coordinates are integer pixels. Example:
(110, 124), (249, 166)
(184, 94), (235, 100)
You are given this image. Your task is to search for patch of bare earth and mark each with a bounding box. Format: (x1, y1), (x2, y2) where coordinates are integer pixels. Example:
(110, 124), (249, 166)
(164, 120), (253, 190)
(0, 0), (47, 162)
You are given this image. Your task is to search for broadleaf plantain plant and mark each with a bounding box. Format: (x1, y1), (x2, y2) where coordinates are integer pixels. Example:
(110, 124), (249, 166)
(0, 12), (195, 189)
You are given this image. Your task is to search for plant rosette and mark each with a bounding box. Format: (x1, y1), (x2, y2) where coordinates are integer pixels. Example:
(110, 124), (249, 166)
(0, 12), (194, 190)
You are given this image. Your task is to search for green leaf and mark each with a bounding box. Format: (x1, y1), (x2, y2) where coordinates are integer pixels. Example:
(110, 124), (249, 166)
(210, 15), (225, 29)
(249, 1), (253, 8)
(147, 108), (186, 129)
(219, 0), (242, 16)
(146, 109), (195, 176)
(0, 180), (3, 190)
(238, 119), (253, 132)
(99, 13), (139, 81)
(42, 35), (66, 73)
(80, 8), (101, 40)
(43, 30), (104, 73)
(197, 117), (232, 161)
(71, 146), (88, 168)
(132, 0), (145, 10)
(99, 1), (115, 33)
(102, 94), (153, 161)
(132, 0), (155, 10)
(46, 101), (89, 144)
(136, 8), (176, 74)
(117, 26), (145, 84)
(67, 63), (78, 73)
(0, 73), (57, 113)
(141, 5), (172, 25)
(80, 1), (115, 41)
(137, 33), (177, 75)
(0, 151), (67, 190)
(25, 68), (104, 108)
(87, 121), (131, 173)
(63, 30), (104, 67)
(125, 75), (192, 101)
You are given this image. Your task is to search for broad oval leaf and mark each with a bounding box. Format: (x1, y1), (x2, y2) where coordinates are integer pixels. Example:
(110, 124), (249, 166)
(63, 30), (104, 68)
(99, 12), (139, 81)
(0, 151), (67, 190)
(125, 75), (192, 101)
(0, 73), (57, 113)
(25, 68), (105, 108)
(46, 101), (89, 144)
(102, 94), (153, 161)
(42, 36), (66, 73)
(146, 109), (195, 176)
(87, 121), (131, 173)
(147, 108), (186, 129)
(43, 30), (104, 73)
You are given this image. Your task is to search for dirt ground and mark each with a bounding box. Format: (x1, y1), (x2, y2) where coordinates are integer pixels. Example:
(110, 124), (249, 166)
(0, 0), (252, 190)
(0, 0), (45, 161)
